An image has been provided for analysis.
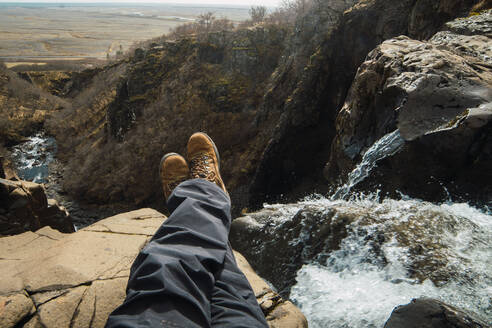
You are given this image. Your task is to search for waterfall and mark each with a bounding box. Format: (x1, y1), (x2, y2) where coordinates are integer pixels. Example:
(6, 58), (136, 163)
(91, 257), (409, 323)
(249, 129), (491, 327)
(332, 130), (405, 199)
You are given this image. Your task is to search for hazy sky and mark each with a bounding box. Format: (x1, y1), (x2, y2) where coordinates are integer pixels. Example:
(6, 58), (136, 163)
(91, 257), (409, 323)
(0, 0), (281, 7)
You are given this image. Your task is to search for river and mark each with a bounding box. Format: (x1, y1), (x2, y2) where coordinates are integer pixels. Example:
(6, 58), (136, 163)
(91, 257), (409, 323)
(10, 132), (113, 228)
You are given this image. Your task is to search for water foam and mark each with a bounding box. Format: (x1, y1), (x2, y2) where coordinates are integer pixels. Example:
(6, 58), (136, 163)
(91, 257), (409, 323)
(286, 196), (492, 327)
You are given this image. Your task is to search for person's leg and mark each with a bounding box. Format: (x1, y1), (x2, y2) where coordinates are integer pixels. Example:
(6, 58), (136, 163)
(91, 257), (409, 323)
(211, 245), (269, 328)
(186, 132), (268, 327)
(106, 133), (268, 327)
(105, 178), (232, 328)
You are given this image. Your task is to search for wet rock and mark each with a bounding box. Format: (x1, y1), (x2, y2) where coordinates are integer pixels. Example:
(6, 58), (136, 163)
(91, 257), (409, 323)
(0, 208), (307, 328)
(231, 201), (355, 297)
(231, 197), (490, 299)
(0, 178), (74, 236)
(384, 298), (488, 328)
(326, 11), (492, 204)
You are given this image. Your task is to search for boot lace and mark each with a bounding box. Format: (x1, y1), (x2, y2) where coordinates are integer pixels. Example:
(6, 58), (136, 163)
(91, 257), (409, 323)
(190, 154), (216, 182)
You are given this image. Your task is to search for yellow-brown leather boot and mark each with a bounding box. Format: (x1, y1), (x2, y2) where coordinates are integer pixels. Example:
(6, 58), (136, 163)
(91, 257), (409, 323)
(159, 153), (189, 201)
(187, 132), (228, 196)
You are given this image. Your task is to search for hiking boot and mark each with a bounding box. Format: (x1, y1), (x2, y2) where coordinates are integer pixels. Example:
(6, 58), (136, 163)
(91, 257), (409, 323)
(160, 153), (189, 201)
(187, 132), (228, 196)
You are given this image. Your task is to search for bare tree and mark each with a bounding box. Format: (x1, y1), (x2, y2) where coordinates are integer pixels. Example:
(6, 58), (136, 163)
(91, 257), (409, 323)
(249, 6), (267, 23)
(198, 12), (216, 33)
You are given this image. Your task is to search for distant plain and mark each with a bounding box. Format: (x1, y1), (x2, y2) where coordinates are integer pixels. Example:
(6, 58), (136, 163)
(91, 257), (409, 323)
(0, 3), (250, 66)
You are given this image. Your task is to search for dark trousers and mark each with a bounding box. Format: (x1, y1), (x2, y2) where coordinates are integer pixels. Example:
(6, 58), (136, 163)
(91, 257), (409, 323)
(105, 179), (268, 328)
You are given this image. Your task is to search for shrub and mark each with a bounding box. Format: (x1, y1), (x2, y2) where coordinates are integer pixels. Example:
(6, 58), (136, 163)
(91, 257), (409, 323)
(471, 0), (492, 12)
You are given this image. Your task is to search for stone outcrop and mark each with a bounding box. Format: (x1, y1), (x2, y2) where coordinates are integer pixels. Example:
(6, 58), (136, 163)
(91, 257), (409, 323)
(384, 298), (488, 328)
(16, 71), (73, 97)
(0, 156), (18, 181)
(0, 178), (74, 236)
(325, 11), (492, 204)
(42, 0), (479, 214)
(446, 9), (492, 35)
(0, 208), (307, 328)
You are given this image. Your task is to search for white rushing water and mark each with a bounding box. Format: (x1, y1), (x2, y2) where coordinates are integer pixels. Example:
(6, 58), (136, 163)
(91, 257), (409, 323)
(287, 196), (492, 327)
(11, 133), (56, 183)
(332, 130), (405, 200)
(284, 127), (491, 326)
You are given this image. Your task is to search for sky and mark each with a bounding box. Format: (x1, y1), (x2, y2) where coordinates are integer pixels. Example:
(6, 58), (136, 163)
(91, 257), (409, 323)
(0, 0), (281, 6)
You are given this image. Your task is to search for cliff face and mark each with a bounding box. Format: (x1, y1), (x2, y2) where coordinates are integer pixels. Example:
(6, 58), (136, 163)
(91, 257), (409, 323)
(248, 0), (478, 205)
(48, 25), (287, 211)
(39, 0), (484, 212)
(326, 11), (492, 204)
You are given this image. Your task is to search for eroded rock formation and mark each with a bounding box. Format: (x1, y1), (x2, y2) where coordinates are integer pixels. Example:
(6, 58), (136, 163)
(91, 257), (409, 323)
(248, 0), (478, 205)
(0, 178), (74, 236)
(37, 0), (480, 213)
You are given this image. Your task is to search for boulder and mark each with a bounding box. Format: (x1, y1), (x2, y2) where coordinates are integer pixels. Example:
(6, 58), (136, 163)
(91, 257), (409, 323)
(231, 202), (354, 297)
(384, 298), (487, 328)
(0, 178), (74, 236)
(0, 208), (307, 328)
(0, 156), (19, 181)
(325, 11), (492, 204)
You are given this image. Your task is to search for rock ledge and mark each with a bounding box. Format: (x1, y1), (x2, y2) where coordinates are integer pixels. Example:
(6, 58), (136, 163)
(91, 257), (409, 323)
(0, 208), (307, 328)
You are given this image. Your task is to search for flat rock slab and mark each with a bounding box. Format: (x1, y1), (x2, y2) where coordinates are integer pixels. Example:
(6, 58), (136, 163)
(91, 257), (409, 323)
(0, 208), (307, 328)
